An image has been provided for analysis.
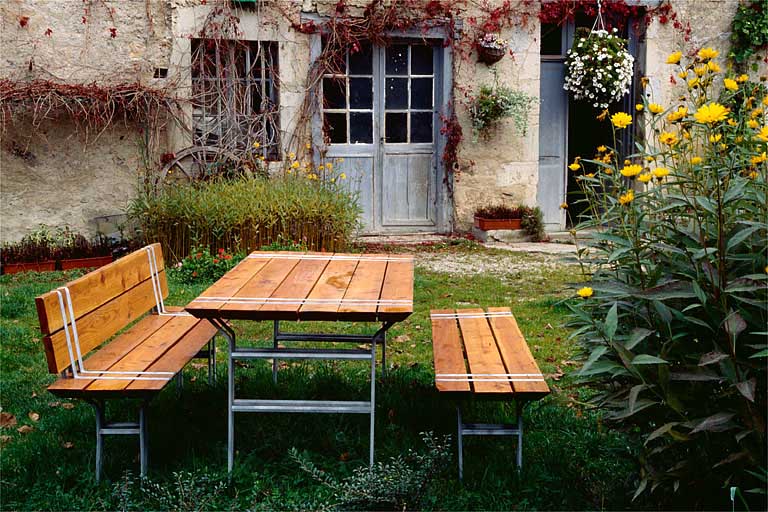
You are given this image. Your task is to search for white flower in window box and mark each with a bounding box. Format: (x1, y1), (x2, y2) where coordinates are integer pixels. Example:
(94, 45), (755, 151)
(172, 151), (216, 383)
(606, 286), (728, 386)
(564, 27), (634, 109)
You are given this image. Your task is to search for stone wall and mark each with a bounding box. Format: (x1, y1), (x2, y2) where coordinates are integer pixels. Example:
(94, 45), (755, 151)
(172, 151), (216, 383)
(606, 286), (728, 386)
(1, 0), (764, 241)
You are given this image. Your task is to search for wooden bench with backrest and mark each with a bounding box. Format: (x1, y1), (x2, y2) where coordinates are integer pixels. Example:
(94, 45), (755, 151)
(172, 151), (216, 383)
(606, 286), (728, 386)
(35, 243), (219, 481)
(430, 307), (550, 480)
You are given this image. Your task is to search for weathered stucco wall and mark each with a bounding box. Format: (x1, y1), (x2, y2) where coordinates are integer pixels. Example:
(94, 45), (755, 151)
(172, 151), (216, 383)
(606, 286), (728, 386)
(1, 0), (764, 241)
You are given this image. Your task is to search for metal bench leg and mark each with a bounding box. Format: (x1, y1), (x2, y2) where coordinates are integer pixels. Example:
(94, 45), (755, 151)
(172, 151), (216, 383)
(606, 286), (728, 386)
(369, 327), (378, 467)
(209, 318), (237, 474)
(176, 372), (184, 397)
(516, 401), (524, 469)
(272, 320), (279, 385)
(381, 333), (387, 374)
(457, 405), (464, 481)
(208, 336), (217, 385)
(139, 402), (148, 478)
(91, 400), (105, 483)
(87, 399), (147, 482)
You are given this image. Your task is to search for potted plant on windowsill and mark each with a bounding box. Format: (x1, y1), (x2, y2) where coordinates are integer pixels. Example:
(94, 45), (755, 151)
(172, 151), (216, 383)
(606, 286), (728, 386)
(473, 205), (525, 231)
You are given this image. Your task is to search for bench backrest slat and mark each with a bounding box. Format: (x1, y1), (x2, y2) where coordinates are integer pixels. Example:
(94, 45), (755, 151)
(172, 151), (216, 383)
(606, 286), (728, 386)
(35, 243), (168, 374)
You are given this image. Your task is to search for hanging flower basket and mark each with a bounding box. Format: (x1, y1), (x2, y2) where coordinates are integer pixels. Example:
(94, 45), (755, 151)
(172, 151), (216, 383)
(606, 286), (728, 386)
(477, 33), (509, 65)
(564, 27), (634, 109)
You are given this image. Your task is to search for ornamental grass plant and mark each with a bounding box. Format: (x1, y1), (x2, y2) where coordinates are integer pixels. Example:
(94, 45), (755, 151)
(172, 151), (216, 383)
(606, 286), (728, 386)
(129, 175), (360, 261)
(566, 47), (767, 507)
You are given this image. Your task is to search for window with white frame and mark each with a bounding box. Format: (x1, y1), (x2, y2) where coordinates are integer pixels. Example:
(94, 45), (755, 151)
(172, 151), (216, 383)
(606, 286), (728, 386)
(191, 39), (280, 160)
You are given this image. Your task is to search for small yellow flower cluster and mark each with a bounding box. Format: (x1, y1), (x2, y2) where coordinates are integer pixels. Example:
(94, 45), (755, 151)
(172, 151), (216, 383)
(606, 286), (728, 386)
(611, 112), (632, 129)
(694, 103), (730, 124)
(667, 106), (688, 123)
(659, 131), (679, 146)
(618, 190), (634, 205)
(620, 164), (642, 178)
(577, 287), (593, 298)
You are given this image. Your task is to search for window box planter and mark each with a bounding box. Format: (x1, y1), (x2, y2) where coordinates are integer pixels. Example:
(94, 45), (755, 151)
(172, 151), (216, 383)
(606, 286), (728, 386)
(473, 216), (522, 231)
(2, 261), (56, 274)
(59, 255), (114, 271)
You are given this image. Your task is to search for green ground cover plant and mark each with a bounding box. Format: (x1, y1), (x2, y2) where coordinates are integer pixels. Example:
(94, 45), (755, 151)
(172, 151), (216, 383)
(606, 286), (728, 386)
(0, 246), (643, 510)
(129, 176), (360, 262)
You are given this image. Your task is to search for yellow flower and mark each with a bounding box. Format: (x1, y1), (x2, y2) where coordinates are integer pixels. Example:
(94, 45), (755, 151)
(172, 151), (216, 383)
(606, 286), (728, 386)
(727, 118), (738, 127)
(667, 106), (688, 123)
(659, 131), (679, 146)
(308, 173), (318, 180)
(649, 103), (664, 114)
(763, 96), (768, 106)
(337, 157), (345, 163)
(636, 104), (644, 111)
(638, 173), (652, 183)
(748, 119), (759, 129)
(751, 108), (764, 119)
(253, 141), (261, 149)
(569, 162), (581, 171)
(291, 161), (300, 169)
(317, 164), (325, 171)
(694, 66), (707, 77)
(339, 172), (347, 180)
(678, 71), (688, 79)
(719, 143), (727, 150)
(737, 74), (749, 83)
(604, 168), (613, 175)
(597, 145), (607, 152)
(666, 51), (683, 64)
(697, 47), (719, 61)
(752, 152), (767, 165)
(691, 156), (703, 165)
(724, 78), (738, 91)
(624, 159), (631, 166)
(619, 190), (635, 205)
(652, 167), (670, 179)
(707, 60), (721, 73)
(756, 126), (768, 142)
(577, 287), (594, 298)
(305, 142), (311, 149)
(260, 156), (266, 161)
(620, 164), (643, 177)
(611, 112), (633, 129)
(289, 152), (296, 160)
(688, 78), (700, 88)
(683, 130), (691, 139)
(735, 136), (744, 143)
(694, 103), (730, 124)
(709, 133), (723, 143)
(597, 109), (610, 121)
(748, 171), (759, 179)
(646, 155), (656, 162)
(586, 173), (595, 178)
(560, 202), (568, 209)
(326, 162), (333, 170)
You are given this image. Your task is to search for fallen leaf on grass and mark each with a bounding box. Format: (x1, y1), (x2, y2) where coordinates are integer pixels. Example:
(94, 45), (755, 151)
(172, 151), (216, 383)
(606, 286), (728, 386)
(0, 412), (17, 429)
(409, 344), (416, 348)
(545, 323), (553, 330)
(414, 325), (421, 330)
(31, 392), (37, 398)
(61, 403), (75, 410)
(0, 435), (12, 445)
(28, 412), (40, 422)
(17, 425), (33, 434)
(48, 401), (61, 408)
(393, 335), (410, 343)
(191, 362), (207, 370)
(62, 441), (74, 449)
(189, 376), (197, 383)
(339, 452), (350, 462)
(545, 356), (556, 363)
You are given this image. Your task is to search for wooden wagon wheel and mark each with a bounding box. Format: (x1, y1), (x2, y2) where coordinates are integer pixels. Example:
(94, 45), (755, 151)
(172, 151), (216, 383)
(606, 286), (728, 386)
(158, 146), (252, 184)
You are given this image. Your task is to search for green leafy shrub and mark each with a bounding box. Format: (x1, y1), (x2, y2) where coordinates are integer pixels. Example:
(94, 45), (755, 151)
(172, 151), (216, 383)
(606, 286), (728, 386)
(291, 432), (451, 510)
(171, 246), (243, 284)
(468, 82), (536, 140)
(729, 0), (768, 68)
(129, 175), (361, 262)
(520, 206), (546, 242)
(567, 48), (767, 506)
(474, 204), (524, 219)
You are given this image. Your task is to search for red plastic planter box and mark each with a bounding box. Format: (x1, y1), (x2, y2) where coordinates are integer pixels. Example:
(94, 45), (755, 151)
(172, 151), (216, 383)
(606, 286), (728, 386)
(473, 216), (522, 231)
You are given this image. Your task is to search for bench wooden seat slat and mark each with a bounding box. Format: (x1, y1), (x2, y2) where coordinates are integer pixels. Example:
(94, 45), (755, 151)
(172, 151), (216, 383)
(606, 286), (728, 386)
(85, 315), (203, 392)
(337, 259), (388, 320)
(299, 258), (360, 320)
(258, 257), (332, 319)
(456, 308), (513, 394)
(430, 309), (471, 392)
(487, 307), (550, 394)
(377, 258), (414, 319)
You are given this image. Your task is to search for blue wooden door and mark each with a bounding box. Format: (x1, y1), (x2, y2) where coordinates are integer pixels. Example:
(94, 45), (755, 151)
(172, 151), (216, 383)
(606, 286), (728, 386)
(320, 41), (444, 233)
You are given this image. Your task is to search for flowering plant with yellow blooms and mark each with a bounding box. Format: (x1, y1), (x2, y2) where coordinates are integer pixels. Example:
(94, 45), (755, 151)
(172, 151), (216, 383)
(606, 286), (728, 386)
(565, 49), (767, 501)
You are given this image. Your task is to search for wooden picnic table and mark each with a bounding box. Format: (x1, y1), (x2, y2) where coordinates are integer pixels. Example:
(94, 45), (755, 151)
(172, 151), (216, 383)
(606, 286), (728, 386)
(185, 251), (414, 472)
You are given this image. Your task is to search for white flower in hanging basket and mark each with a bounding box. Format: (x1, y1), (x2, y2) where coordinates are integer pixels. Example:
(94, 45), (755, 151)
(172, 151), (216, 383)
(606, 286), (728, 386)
(564, 28), (634, 109)
(479, 33), (509, 50)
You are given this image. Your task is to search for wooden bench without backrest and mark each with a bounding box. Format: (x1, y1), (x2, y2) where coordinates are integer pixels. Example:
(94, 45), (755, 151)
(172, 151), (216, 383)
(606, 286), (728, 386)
(430, 307), (549, 480)
(35, 243), (218, 481)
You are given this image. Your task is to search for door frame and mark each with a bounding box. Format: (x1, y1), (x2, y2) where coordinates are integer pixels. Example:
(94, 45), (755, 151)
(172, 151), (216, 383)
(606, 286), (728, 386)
(307, 20), (454, 234)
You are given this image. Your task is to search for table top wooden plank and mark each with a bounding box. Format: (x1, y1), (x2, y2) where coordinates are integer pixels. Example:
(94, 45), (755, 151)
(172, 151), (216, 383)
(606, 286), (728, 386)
(84, 315), (200, 392)
(337, 259), (388, 321)
(486, 307), (550, 395)
(377, 258), (414, 320)
(217, 256), (303, 316)
(430, 309), (471, 392)
(186, 257), (270, 317)
(457, 308), (512, 394)
(257, 257), (332, 319)
(298, 258), (360, 320)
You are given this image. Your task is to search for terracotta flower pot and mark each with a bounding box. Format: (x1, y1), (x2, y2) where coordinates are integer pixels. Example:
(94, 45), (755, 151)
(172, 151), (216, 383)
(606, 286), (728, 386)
(477, 45), (506, 65)
(474, 216), (522, 231)
(59, 255), (113, 271)
(2, 261), (56, 274)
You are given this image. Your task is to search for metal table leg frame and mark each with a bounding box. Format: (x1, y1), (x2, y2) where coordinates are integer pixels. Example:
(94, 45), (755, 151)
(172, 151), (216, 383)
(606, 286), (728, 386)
(456, 401), (526, 481)
(87, 399), (149, 482)
(208, 318), (236, 474)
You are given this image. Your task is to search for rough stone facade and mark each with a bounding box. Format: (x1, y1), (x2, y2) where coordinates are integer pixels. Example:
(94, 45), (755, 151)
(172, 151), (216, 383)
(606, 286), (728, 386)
(1, 0), (764, 241)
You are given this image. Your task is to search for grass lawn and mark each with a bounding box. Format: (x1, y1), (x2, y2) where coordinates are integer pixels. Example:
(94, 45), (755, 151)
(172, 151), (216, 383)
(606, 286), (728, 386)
(0, 243), (642, 510)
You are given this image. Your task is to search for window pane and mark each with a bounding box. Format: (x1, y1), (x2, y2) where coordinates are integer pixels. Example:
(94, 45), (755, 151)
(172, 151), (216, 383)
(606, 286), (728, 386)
(410, 78), (433, 109)
(386, 112), (407, 143)
(410, 112), (433, 143)
(411, 45), (433, 75)
(349, 77), (373, 109)
(386, 45), (408, 75)
(325, 113), (347, 143)
(323, 77), (346, 109)
(385, 78), (408, 109)
(350, 112), (373, 144)
(349, 43), (373, 74)
(541, 24), (562, 56)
